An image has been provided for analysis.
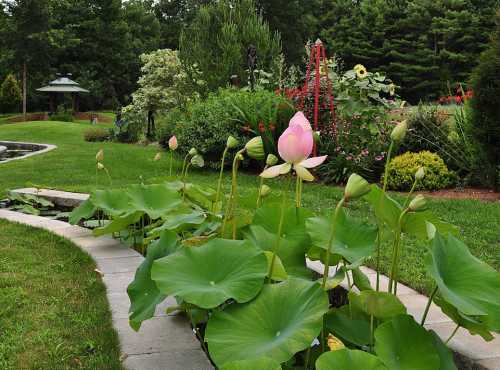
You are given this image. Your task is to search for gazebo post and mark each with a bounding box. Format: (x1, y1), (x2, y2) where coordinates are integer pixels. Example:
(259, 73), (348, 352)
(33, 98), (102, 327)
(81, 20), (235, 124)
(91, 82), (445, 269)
(49, 93), (55, 114)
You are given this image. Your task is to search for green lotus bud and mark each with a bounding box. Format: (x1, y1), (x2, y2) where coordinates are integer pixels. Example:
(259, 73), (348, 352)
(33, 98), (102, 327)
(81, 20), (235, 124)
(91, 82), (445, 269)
(236, 153), (245, 161)
(95, 149), (104, 162)
(313, 131), (321, 144)
(188, 147), (198, 156)
(391, 120), (408, 142)
(344, 173), (371, 200)
(266, 154), (278, 166)
(415, 167), (425, 181)
(259, 184), (271, 197)
(408, 194), (427, 212)
(245, 136), (265, 160)
(97, 162), (105, 170)
(226, 136), (239, 149)
(191, 154), (205, 168)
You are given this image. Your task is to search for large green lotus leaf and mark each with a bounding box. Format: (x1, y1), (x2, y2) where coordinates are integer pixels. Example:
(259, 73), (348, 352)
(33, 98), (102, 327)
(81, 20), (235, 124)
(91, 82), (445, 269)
(150, 206), (206, 236)
(243, 225), (311, 279)
(316, 349), (388, 370)
(220, 358), (282, 370)
(128, 230), (180, 331)
(91, 189), (132, 216)
(151, 238), (267, 309)
(127, 183), (182, 219)
(184, 183), (217, 208)
(352, 267), (373, 291)
(325, 305), (371, 346)
(306, 209), (377, 263)
(69, 198), (96, 224)
(402, 211), (458, 240)
(205, 278), (329, 367)
(92, 211), (142, 237)
(375, 315), (440, 370)
(349, 291), (407, 320)
(430, 330), (459, 370)
(364, 185), (402, 229)
(425, 233), (500, 331)
(433, 295), (494, 341)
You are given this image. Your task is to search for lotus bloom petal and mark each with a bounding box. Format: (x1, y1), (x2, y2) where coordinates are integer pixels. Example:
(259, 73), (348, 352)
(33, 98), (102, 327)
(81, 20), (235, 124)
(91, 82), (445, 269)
(278, 125), (313, 164)
(260, 163), (291, 178)
(289, 111), (312, 132)
(169, 136), (178, 150)
(294, 165), (315, 182)
(299, 155), (328, 169)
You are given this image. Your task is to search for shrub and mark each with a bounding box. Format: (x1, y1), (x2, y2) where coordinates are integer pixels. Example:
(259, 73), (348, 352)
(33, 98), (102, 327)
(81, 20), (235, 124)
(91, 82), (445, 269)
(84, 127), (109, 142)
(385, 151), (456, 191)
(110, 106), (144, 143)
(49, 106), (74, 122)
(0, 74), (22, 113)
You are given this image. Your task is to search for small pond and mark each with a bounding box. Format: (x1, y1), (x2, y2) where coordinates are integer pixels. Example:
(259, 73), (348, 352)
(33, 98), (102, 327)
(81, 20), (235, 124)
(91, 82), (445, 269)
(0, 141), (55, 162)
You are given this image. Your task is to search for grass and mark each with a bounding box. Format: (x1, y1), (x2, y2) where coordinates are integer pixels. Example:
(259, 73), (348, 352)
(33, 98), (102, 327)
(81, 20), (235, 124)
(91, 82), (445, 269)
(0, 220), (123, 370)
(0, 121), (499, 295)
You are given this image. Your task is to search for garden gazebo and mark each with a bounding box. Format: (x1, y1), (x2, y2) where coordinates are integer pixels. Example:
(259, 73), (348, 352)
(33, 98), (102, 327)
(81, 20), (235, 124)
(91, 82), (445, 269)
(37, 74), (89, 113)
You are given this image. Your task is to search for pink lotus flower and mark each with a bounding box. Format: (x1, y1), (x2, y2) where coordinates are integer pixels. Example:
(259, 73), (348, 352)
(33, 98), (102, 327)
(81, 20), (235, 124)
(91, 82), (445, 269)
(169, 136), (178, 151)
(260, 112), (327, 182)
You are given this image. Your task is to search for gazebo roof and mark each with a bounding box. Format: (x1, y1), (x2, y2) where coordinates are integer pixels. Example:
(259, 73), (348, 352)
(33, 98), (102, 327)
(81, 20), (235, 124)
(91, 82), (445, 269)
(37, 75), (89, 93)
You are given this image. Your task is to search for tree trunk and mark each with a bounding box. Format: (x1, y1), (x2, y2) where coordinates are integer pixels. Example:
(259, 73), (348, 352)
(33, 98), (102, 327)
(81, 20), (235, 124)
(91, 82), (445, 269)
(22, 62), (27, 121)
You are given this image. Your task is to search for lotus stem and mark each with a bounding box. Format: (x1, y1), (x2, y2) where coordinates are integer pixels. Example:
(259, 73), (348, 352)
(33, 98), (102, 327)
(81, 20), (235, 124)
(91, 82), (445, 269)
(445, 324), (460, 344)
(215, 147), (229, 211)
(388, 208), (409, 294)
(169, 151), (173, 177)
(421, 285), (439, 325)
(370, 315), (375, 353)
(182, 162), (192, 202)
(256, 165), (268, 208)
(181, 153), (190, 179)
(221, 149), (245, 238)
(322, 197), (345, 289)
(268, 175), (291, 279)
(304, 346), (311, 370)
(403, 177), (418, 209)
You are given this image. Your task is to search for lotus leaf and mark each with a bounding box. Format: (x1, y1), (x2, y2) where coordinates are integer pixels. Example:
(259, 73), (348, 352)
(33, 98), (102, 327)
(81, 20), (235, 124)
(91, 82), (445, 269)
(69, 198), (96, 224)
(349, 291), (406, 320)
(220, 358), (282, 370)
(127, 183), (182, 219)
(91, 189), (132, 216)
(325, 305), (371, 346)
(316, 349), (388, 370)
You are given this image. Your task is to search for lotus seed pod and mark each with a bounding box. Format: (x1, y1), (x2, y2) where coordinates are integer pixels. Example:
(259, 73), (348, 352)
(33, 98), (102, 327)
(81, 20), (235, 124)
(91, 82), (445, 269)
(415, 167), (425, 180)
(245, 136), (265, 160)
(97, 162), (105, 170)
(95, 149), (104, 162)
(168, 136), (178, 151)
(191, 154), (205, 168)
(188, 147), (198, 156)
(226, 136), (239, 149)
(409, 194), (427, 212)
(391, 120), (408, 142)
(266, 154), (278, 166)
(154, 152), (162, 161)
(259, 184), (271, 197)
(344, 173), (371, 200)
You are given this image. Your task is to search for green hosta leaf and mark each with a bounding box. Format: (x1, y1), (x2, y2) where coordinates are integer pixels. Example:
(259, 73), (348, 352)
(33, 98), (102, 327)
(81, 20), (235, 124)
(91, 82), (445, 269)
(69, 199), (96, 224)
(93, 211), (142, 237)
(205, 278), (329, 367)
(349, 291), (406, 320)
(91, 189), (131, 216)
(243, 225), (311, 279)
(128, 231), (180, 331)
(325, 305), (371, 346)
(306, 208), (377, 263)
(220, 358), (282, 370)
(352, 267), (373, 291)
(430, 330), (459, 370)
(264, 251), (288, 282)
(425, 233), (500, 331)
(375, 315), (440, 370)
(127, 183), (182, 219)
(316, 349), (388, 370)
(151, 239), (267, 309)
(433, 295), (494, 341)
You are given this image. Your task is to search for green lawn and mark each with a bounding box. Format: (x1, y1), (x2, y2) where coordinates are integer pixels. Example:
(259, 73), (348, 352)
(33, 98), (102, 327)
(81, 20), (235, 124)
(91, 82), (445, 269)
(0, 220), (123, 370)
(1, 121), (499, 295)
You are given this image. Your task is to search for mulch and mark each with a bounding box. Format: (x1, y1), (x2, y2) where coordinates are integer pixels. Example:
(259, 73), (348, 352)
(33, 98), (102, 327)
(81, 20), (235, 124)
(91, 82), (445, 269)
(415, 188), (500, 202)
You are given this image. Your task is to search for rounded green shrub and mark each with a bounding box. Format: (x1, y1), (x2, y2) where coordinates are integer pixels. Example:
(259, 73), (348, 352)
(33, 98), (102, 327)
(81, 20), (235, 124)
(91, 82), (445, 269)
(385, 151), (456, 191)
(84, 127), (109, 142)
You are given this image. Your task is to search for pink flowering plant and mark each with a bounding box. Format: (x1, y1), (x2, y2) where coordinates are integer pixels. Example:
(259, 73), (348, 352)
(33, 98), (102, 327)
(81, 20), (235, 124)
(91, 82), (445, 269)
(69, 112), (500, 370)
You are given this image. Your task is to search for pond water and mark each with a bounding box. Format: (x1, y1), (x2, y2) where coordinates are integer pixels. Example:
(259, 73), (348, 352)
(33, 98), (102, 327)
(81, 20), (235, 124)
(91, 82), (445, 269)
(0, 141), (52, 162)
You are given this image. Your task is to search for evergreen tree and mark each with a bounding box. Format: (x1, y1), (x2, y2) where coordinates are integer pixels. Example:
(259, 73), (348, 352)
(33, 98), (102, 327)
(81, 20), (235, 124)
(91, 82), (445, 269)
(0, 73), (22, 113)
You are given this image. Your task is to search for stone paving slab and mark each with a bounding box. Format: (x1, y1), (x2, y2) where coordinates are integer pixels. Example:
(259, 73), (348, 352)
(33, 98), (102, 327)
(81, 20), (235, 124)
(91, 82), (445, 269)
(11, 187), (89, 207)
(0, 209), (213, 370)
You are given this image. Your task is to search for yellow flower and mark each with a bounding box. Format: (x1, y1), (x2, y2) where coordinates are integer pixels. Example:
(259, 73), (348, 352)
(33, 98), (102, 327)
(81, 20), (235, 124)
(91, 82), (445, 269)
(355, 64), (368, 79)
(327, 334), (345, 351)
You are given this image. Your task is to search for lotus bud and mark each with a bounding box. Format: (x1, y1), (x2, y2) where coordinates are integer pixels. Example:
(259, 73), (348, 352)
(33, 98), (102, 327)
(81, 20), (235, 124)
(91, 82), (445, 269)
(259, 184), (271, 197)
(191, 154), (205, 168)
(154, 152), (162, 161)
(344, 173), (371, 200)
(236, 153), (245, 161)
(95, 149), (104, 162)
(313, 131), (321, 143)
(188, 147), (198, 156)
(266, 154), (278, 166)
(226, 135), (239, 149)
(409, 194), (427, 212)
(391, 120), (408, 142)
(168, 136), (178, 151)
(97, 162), (105, 170)
(245, 136), (265, 160)
(415, 167), (425, 180)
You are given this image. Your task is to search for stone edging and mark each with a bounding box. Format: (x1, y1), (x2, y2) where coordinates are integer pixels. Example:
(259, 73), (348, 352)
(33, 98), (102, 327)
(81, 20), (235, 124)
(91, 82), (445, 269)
(0, 140), (57, 163)
(307, 259), (500, 369)
(0, 209), (213, 370)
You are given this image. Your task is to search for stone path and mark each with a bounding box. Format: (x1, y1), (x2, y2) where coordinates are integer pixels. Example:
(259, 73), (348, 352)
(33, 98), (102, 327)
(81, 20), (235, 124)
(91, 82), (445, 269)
(0, 209), (213, 370)
(307, 260), (500, 370)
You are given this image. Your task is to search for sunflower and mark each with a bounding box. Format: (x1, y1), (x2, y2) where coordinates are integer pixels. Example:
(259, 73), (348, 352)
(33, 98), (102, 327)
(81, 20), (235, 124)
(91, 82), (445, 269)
(354, 64), (368, 79)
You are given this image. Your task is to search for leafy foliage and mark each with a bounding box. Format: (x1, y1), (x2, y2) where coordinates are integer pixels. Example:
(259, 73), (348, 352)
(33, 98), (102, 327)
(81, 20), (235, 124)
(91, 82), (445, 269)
(0, 74), (21, 113)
